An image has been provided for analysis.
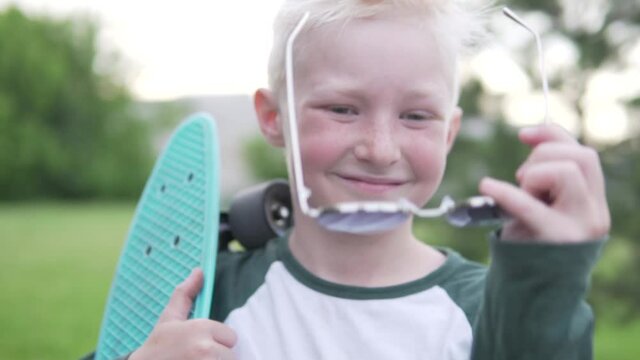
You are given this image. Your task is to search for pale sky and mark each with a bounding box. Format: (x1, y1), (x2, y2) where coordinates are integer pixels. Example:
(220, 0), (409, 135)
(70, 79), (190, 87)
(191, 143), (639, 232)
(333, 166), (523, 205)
(0, 0), (284, 100)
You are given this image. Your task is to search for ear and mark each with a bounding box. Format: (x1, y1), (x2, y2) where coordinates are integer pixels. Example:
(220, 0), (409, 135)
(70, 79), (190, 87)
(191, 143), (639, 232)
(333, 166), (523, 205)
(254, 88), (285, 147)
(446, 106), (462, 153)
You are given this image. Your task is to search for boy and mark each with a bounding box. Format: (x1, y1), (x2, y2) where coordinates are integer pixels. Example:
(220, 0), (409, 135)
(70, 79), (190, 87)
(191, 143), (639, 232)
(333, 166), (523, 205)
(130, 0), (609, 359)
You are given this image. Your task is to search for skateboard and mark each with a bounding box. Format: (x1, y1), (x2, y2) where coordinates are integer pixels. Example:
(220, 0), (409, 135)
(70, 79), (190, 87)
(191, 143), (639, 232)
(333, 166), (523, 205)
(94, 113), (292, 360)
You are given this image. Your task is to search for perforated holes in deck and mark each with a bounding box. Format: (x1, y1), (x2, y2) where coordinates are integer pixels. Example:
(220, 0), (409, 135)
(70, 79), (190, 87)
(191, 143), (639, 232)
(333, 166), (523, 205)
(173, 235), (181, 248)
(144, 245), (153, 257)
(187, 172), (194, 183)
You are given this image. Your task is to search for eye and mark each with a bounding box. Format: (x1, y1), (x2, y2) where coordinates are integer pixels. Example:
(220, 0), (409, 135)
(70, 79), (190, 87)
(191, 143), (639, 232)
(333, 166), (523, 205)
(401, 111), (437, 121)
(327, 105), (358, 116)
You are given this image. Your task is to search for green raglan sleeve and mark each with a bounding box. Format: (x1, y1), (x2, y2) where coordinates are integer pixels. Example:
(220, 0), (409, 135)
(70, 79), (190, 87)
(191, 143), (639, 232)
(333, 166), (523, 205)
(210, 238), (280, 322)
(471, 235), (606, 360)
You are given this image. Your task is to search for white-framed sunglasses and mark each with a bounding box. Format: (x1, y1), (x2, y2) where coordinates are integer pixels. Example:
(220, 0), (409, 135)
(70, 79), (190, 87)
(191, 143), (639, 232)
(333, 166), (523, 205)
(281, 8), (549, 234)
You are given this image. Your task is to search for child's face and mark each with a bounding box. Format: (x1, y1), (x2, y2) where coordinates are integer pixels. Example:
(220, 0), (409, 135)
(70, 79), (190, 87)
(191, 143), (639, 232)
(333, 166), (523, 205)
(291, 16), (461, 210)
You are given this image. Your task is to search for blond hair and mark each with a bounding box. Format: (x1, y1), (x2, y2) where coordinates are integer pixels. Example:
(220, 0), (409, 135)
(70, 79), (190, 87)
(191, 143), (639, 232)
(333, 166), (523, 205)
(267, 0), (492, 104)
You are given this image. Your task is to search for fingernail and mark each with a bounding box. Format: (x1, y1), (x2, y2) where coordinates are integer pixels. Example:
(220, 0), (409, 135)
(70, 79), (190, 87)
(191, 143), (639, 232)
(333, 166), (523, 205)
(519, 126), (538, 137)
(480, 176), (497, 189)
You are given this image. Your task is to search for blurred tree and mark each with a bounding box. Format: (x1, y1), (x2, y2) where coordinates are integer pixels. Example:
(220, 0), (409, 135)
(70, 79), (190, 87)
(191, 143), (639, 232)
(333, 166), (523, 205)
(0, 7), (152, 200)
(592, 137), (640, 320)
(243, 136), (288, 181)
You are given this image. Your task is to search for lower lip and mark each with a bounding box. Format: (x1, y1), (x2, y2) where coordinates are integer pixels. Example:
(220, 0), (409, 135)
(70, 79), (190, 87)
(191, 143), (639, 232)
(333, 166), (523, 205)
(338, 176), (403, 194)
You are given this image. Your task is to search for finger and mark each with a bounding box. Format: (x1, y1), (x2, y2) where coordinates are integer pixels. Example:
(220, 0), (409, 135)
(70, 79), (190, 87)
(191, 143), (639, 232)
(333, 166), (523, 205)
(185, 339), (235, 360)
(189, 319), (238, 348)
(158, 268), (203, 323)
(518, 163), (610, 240)
(479, 176), (549, 231)
(518, 161), (589, 211)
(212, 344), (236, 360)
(518, 123), (577, 148)
(520, 161), (609, 228)
(211, 321), (238, 348)
(516, 143), (605, 197)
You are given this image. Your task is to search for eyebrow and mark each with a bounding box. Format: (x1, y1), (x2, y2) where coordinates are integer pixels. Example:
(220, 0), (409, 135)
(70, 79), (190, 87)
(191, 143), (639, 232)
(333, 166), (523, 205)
(307, 80), (449, 103)
(403, 87), (449, 104)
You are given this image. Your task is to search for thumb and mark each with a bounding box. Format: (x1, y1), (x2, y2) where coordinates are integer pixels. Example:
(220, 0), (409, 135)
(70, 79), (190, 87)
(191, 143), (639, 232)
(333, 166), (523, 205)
(158, 268), (203, 323)
(479, 176), (548, 231)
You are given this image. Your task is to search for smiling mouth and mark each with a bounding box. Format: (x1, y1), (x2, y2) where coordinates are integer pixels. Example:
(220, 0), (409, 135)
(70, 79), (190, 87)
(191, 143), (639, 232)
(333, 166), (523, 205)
(336, 174), (406, 194)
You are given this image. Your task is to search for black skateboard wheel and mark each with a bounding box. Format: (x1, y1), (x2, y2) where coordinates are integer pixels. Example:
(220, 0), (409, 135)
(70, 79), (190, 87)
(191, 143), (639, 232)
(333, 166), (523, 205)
(228, 179), (293, 249)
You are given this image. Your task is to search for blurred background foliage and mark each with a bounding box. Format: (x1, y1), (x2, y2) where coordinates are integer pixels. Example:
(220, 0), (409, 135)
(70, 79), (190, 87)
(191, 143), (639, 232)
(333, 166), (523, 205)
(0, 0), (639, 358)
(0, 6), (153, 200)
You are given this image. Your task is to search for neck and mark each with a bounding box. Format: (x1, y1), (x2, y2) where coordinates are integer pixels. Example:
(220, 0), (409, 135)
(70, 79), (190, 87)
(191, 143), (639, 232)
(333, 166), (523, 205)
(289, 210), (445, 287)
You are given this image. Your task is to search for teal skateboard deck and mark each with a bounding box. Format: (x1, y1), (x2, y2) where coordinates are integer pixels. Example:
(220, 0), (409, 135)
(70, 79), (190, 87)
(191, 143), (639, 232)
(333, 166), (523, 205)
(95, 113), (220, 360)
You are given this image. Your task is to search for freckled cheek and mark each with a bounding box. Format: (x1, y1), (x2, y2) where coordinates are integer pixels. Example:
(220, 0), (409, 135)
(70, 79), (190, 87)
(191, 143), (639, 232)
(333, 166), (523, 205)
(298, 119), (350, 173)
(405, 140), (449, 184)
(299, 140), (343, 173)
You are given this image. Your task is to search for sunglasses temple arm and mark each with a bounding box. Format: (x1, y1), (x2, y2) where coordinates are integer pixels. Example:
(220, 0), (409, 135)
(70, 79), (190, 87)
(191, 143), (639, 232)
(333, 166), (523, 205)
(503, 7), (550, 124)
(285, 12), (313, 216)
(404, 197), (454, 218)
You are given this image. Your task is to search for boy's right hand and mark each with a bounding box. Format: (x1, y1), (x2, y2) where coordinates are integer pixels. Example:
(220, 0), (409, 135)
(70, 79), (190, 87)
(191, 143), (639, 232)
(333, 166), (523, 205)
(129, 268), (237, 360)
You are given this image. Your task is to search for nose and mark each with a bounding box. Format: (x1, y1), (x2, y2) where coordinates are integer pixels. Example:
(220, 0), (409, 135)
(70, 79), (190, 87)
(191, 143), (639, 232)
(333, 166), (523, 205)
(353, 117), (401, 167)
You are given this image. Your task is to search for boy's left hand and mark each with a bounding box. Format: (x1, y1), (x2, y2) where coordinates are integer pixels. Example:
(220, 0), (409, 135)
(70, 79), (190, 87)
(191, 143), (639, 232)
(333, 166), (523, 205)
(479, 123), (610, 243)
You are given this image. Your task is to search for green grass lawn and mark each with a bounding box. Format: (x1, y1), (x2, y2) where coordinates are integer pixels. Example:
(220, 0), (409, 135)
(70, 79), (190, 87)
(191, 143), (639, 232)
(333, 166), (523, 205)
(595, 316), (640, 359)
(0, 202), (133, 359)
(0, 202), (638, 359)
